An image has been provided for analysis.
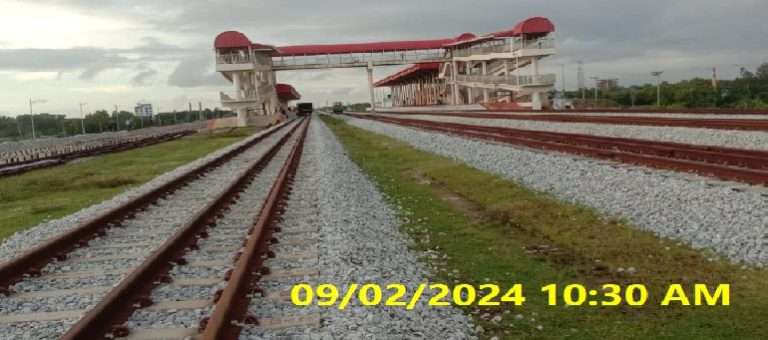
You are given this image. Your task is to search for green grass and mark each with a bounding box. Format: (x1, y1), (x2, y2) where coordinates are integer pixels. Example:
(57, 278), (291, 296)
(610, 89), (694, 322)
(0, 127), (260, 240)
(322, 115), (768, 340)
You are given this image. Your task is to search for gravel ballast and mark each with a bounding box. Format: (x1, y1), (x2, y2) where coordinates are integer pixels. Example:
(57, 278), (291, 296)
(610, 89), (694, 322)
(345, 116), (768, 266)
(0, 121), (292, 262)
(0, 121), (299, 339)
(124, 126), (302, 331)
(239, 118), (476, 339)
(383, 113), (768, 151)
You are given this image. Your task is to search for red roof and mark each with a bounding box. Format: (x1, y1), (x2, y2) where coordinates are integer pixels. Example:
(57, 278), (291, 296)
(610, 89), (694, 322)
(275, 84), (300, 101)
(374, 63), (441, 87)
(214, 31), (276, 50)
(217, 17), (554, 55)
(275, 39), (451, 57)
(214, 31), (252, 49)
(275, 33), (478, 57)
(491, 17), (555, 37)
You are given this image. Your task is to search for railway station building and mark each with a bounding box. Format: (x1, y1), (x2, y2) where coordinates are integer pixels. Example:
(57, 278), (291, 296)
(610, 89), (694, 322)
(214, 17), (556, 126)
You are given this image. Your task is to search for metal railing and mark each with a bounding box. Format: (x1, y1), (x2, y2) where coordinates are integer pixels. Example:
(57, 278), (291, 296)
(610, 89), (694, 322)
(456, 73), (556, 86)
(216, 54), (253, 64)
(452, 38), (555, 58)
(272, 49), (447, 69)
(220, 89), (260, 103)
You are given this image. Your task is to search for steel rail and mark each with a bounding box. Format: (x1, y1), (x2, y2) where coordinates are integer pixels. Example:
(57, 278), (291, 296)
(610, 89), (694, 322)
(348, 114), (768, 185)
(0, 130), (195, 177)
(199, 117), (310, 340)
(0, 120), (295, 295)
(378, 110), (768, 131)
(366, 114), (768, 169)
(379, 108), (768, 115)
(59, 118), (306, 339)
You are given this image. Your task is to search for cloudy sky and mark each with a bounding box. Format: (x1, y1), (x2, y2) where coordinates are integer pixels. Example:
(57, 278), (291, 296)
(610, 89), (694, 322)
(1, 0), (766, 117)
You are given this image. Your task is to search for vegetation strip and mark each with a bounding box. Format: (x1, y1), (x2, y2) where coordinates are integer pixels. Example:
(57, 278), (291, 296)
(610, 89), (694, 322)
(322, 115), (767, 340)
(0, 127), (260, 240)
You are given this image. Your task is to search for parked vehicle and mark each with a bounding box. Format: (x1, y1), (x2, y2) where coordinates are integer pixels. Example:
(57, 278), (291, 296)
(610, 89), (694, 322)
(332, 102), (345, 114)
(297, 102), (314, 116)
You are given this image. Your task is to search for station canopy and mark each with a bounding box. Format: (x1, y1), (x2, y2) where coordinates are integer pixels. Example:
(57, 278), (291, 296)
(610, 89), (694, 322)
(374, 63), (441, 87)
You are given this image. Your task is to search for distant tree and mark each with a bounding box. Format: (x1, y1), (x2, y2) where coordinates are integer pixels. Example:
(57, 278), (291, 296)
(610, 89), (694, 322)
(756, 62), (768, 80)
(740, 67), (755, 79)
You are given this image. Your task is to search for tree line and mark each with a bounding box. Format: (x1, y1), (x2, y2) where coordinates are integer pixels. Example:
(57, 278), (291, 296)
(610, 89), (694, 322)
(568, 62), (768, 109)
(0, 109), (235, 141)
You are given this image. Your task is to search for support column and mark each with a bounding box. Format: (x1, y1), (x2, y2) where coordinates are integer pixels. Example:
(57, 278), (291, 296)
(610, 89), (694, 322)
(233, 72), (242, 99)
(451, 60), (459, 105)
(367, 62), (376, 112)
(482, 61), (489, 103)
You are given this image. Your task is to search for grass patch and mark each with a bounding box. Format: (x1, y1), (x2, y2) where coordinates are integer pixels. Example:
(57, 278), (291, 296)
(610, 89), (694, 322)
(322, 115), (767, 340)
(0, 127), (260, 240)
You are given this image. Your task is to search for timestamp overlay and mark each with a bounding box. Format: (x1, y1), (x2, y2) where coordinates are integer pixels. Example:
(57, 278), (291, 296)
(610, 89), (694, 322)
(289, 283), (730, 309)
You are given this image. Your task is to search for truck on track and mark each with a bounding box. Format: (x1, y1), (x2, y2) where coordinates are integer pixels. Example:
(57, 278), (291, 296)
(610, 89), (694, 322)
(297, 102), (313, 116)
(332, 102), (345, 114)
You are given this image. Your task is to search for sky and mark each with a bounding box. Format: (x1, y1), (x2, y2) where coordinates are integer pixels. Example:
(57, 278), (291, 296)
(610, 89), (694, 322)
(0, 0), (766, 117)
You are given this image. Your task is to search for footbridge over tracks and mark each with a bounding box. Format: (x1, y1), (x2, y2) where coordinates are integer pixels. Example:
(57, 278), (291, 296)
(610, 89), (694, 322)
(214, 17), (557, 126)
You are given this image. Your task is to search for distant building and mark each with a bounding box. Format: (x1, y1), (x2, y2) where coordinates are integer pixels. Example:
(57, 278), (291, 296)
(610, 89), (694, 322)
(134, 103), (153, 117)
(596, 79), (619, 91)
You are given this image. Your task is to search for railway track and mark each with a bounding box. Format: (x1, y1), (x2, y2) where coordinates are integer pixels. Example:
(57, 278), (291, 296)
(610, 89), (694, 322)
(0, 131), (196, 178)
(379, 110), (768, 131)
(0, 117), (310, 339)
(348, 113), (768, 186)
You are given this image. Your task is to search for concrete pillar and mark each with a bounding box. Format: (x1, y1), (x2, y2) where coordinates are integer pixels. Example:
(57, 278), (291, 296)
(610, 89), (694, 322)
(233, 72), (242, 99)
(533, 58), (540, 76)
(482, 61), (489, 103)
(451, 61), (459, 105)
(532, 91), (543, 111)
(367, 63), (376, 112)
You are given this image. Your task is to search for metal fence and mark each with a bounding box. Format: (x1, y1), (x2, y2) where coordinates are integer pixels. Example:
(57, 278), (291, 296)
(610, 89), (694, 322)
(456, 73), (557, 86)
(272, 49), (447, 68)
(452, 38), (555, 58)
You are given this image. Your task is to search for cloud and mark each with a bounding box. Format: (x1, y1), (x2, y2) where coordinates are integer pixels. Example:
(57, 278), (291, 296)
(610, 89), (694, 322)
(131, 64), (158, 86)
(5, 0), (768, 113)
(0, 37), (192, 81)
(167, 55), (227, 88)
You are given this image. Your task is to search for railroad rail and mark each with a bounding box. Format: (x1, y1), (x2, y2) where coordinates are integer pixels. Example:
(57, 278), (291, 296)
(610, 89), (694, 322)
(200, 117), (308, 340)
(378, 110), (768, 131)
(0, 129), (197, 177)
(380, 108), (768, 115)
(0, 118), (306, 339)
(348, 113), (768, 186)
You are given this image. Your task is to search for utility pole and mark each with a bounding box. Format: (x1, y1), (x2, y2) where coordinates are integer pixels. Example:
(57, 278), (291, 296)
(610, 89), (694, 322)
(651, 71), (664, 106)
(79, 102), (87, 135)
(590, 76), (600, 106)
(198, 102), (203, 121)
(28, 98), (46, 139)
(16, 117), (22, 138)
(561, 64), (567, 94)
(188, 102), (193, 122)
(577, 61), (585, 102)
(114, 105), (120, 131)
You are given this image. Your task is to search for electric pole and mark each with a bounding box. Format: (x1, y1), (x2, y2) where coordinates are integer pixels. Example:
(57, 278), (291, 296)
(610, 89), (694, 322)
(651, 71), (664, 106)
(114, 105), (120, 131)
(590, 76), (600, 106)
(79, 102), (87, 135)
(28, 98), (47, 139)
(561, 64), (566, 94)
(577, 61), (585, 102)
